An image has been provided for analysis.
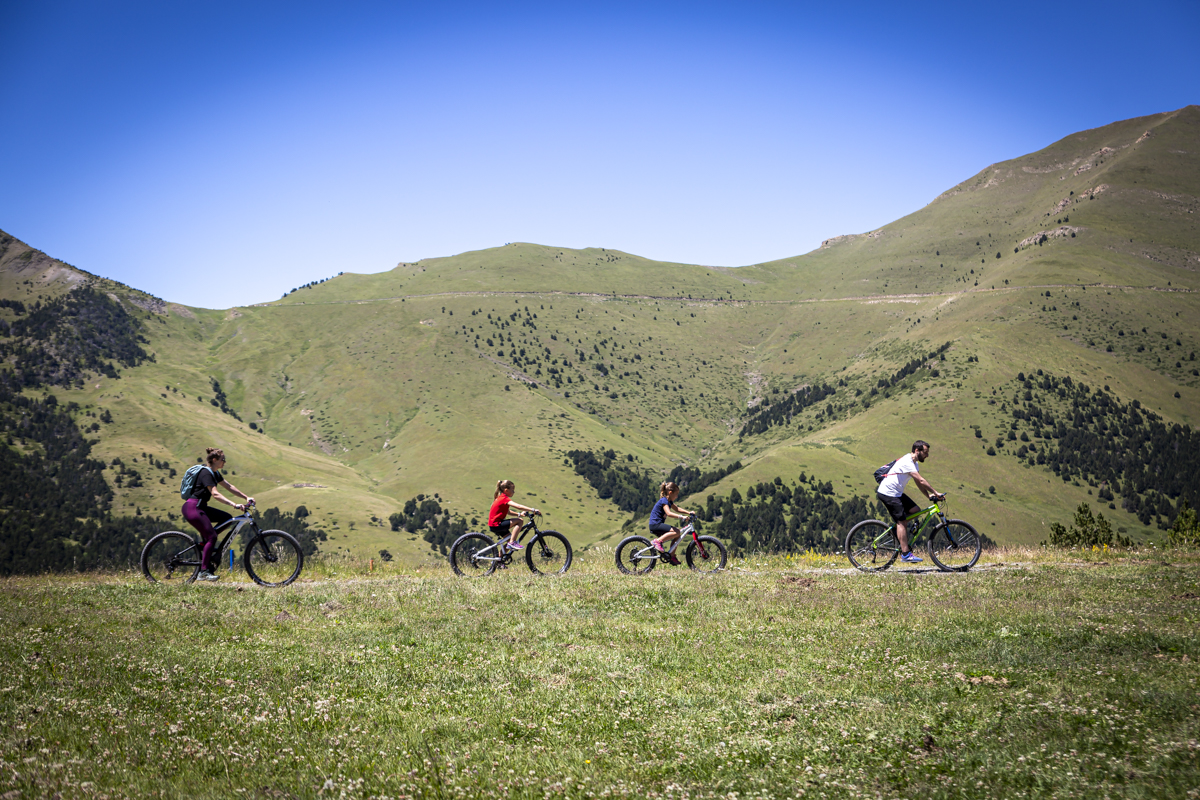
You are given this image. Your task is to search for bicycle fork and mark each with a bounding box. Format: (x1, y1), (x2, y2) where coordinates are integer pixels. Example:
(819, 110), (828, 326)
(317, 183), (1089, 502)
(937, 515), (961, 548)
(532, 536), (558, 560)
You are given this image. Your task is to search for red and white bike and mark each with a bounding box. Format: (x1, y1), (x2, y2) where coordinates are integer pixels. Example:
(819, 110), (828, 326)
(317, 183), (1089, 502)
(614, 515), (727, 575)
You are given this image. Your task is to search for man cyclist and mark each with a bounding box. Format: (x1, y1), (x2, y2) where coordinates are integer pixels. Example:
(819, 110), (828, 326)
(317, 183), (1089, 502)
(876, 440), (944, 563)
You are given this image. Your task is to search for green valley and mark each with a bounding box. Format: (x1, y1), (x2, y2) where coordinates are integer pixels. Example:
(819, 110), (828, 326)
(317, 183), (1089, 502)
(2, 105), (1198, 568)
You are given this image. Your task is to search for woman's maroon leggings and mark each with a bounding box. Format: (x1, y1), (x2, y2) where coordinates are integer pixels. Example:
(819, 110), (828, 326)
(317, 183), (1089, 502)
(182, 498), (231, 571)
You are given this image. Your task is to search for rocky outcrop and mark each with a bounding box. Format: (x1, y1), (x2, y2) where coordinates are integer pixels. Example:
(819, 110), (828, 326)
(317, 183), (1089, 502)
(1016, 226), (1083, 251)
(820, 230), (883, 248)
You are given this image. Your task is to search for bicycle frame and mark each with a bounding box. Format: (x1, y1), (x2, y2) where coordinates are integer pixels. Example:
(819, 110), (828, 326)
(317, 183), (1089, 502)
(630, 518), (708, 563)
(873, 500), (950, 549)
(179, 509), (262, 571)
(466, 513), (550, 567)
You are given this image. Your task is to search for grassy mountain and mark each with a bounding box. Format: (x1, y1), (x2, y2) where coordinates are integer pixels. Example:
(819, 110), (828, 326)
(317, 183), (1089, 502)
(2, 106), (1197, 567)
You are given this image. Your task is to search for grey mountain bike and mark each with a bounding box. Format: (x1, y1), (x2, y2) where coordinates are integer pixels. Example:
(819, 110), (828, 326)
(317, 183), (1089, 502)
(448, 511), (572, 577)
(615, 515), (728, 575)
(140, 502), (304, 587)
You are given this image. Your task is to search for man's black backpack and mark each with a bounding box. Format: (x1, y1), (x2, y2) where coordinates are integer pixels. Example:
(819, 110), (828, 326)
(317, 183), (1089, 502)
(873, 459), (898, 485)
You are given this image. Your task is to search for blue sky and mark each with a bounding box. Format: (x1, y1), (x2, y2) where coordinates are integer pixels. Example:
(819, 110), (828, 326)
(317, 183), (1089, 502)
(2, 0), (1197, 309)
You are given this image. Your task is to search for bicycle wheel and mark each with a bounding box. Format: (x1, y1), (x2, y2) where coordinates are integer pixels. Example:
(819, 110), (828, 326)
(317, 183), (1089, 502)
(243, 530), (304, 587)
(685, 536), (727, 574)
(615, 535), (657, 575)
(141, 531), (202, 584)
(845, 520), (900, 573)
(449, 533), (500, 577)
(525, 530), (573, 576)
(928, 519), (982, 572)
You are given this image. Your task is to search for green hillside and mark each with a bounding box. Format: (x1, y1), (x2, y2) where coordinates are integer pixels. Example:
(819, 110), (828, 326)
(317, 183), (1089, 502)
(2, 106), (1198, 568)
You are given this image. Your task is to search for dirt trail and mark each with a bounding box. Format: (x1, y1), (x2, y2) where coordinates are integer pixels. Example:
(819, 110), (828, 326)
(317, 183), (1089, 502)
(255, 283), (1192, 311)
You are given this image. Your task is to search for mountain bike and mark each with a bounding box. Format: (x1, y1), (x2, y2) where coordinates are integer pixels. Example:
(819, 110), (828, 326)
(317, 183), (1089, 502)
(140, 502), (305, 587)
(844, 495), (981, 573)
(615, 515), (727, 575)
(448, 512), (572, 577)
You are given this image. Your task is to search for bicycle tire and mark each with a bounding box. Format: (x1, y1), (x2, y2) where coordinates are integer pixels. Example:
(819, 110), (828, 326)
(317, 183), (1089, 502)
(928, 519), (982, 572)
(615, 535), (657, 575)
(845, 519), (900, 573)
(449, 533), (500, 578)
(243, 530), (304, 587)
(685, 536), (727, 574)
(141, 531), (202, 584)
(525, 530), (572, 576)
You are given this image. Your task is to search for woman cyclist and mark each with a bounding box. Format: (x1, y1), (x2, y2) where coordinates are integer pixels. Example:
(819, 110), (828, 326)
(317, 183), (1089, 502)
(489, 480), (541, 550)
(648, 481), (695, 566)
(182, 447), (254, 581)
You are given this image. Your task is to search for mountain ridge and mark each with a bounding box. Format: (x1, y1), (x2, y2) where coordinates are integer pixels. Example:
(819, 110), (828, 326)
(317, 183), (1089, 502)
(1, 106), (1198, 569)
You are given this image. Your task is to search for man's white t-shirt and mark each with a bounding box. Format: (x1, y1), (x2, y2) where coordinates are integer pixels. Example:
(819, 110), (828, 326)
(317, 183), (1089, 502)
(877, 453), (919, 498)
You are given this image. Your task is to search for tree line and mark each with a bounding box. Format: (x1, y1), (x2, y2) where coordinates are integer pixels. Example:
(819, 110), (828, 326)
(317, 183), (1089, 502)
(992, 371), (1197, 530)
(248, 505), (327, 557)
(0, 285), (152, 388)
(696, 475), (875, 555)
(390, 495), (469, 555)
(565, 449), (744, 516)
(0, 371), (165, 574)
(739, 342), (952, 438)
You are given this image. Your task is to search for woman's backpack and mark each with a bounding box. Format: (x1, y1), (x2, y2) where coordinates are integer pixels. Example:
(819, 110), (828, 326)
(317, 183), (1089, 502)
(179, 465), (213, 499)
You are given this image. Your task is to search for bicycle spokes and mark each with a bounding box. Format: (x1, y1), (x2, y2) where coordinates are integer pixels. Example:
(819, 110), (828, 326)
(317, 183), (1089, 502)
(845, 520), (900, 573)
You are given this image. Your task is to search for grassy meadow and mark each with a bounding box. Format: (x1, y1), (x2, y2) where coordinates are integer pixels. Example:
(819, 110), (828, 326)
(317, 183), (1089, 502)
(2, 547), (1198, 799)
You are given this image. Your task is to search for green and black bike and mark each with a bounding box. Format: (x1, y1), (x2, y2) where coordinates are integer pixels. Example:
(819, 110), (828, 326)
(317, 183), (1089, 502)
(845, 495), (981, 573)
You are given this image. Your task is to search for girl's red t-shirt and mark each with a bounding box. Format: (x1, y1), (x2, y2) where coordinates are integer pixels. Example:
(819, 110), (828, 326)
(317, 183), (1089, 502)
(489, 495), (510, 527)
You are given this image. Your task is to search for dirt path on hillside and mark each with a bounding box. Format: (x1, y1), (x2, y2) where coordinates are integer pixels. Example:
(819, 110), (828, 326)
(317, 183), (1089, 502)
(254, 282), (1193, 310)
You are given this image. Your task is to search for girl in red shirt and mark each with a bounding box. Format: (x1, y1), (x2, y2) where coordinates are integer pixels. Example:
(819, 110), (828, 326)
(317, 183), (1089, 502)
(489, 479), (541, 550)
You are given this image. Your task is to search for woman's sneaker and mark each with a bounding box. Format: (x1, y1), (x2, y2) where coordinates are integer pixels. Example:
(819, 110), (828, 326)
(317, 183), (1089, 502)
(900, 551), (923, 563)
(507, 541), (524, 550)
(652, 541), (666, 553)
(196, 570), (220, 582)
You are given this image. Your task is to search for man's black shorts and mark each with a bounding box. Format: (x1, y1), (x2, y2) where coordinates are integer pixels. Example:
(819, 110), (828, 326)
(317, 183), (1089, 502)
(877, 492), (920, 522)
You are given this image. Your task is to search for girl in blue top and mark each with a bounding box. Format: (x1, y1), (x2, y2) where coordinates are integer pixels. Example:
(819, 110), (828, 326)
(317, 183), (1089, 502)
(649, 481), (695, 565)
